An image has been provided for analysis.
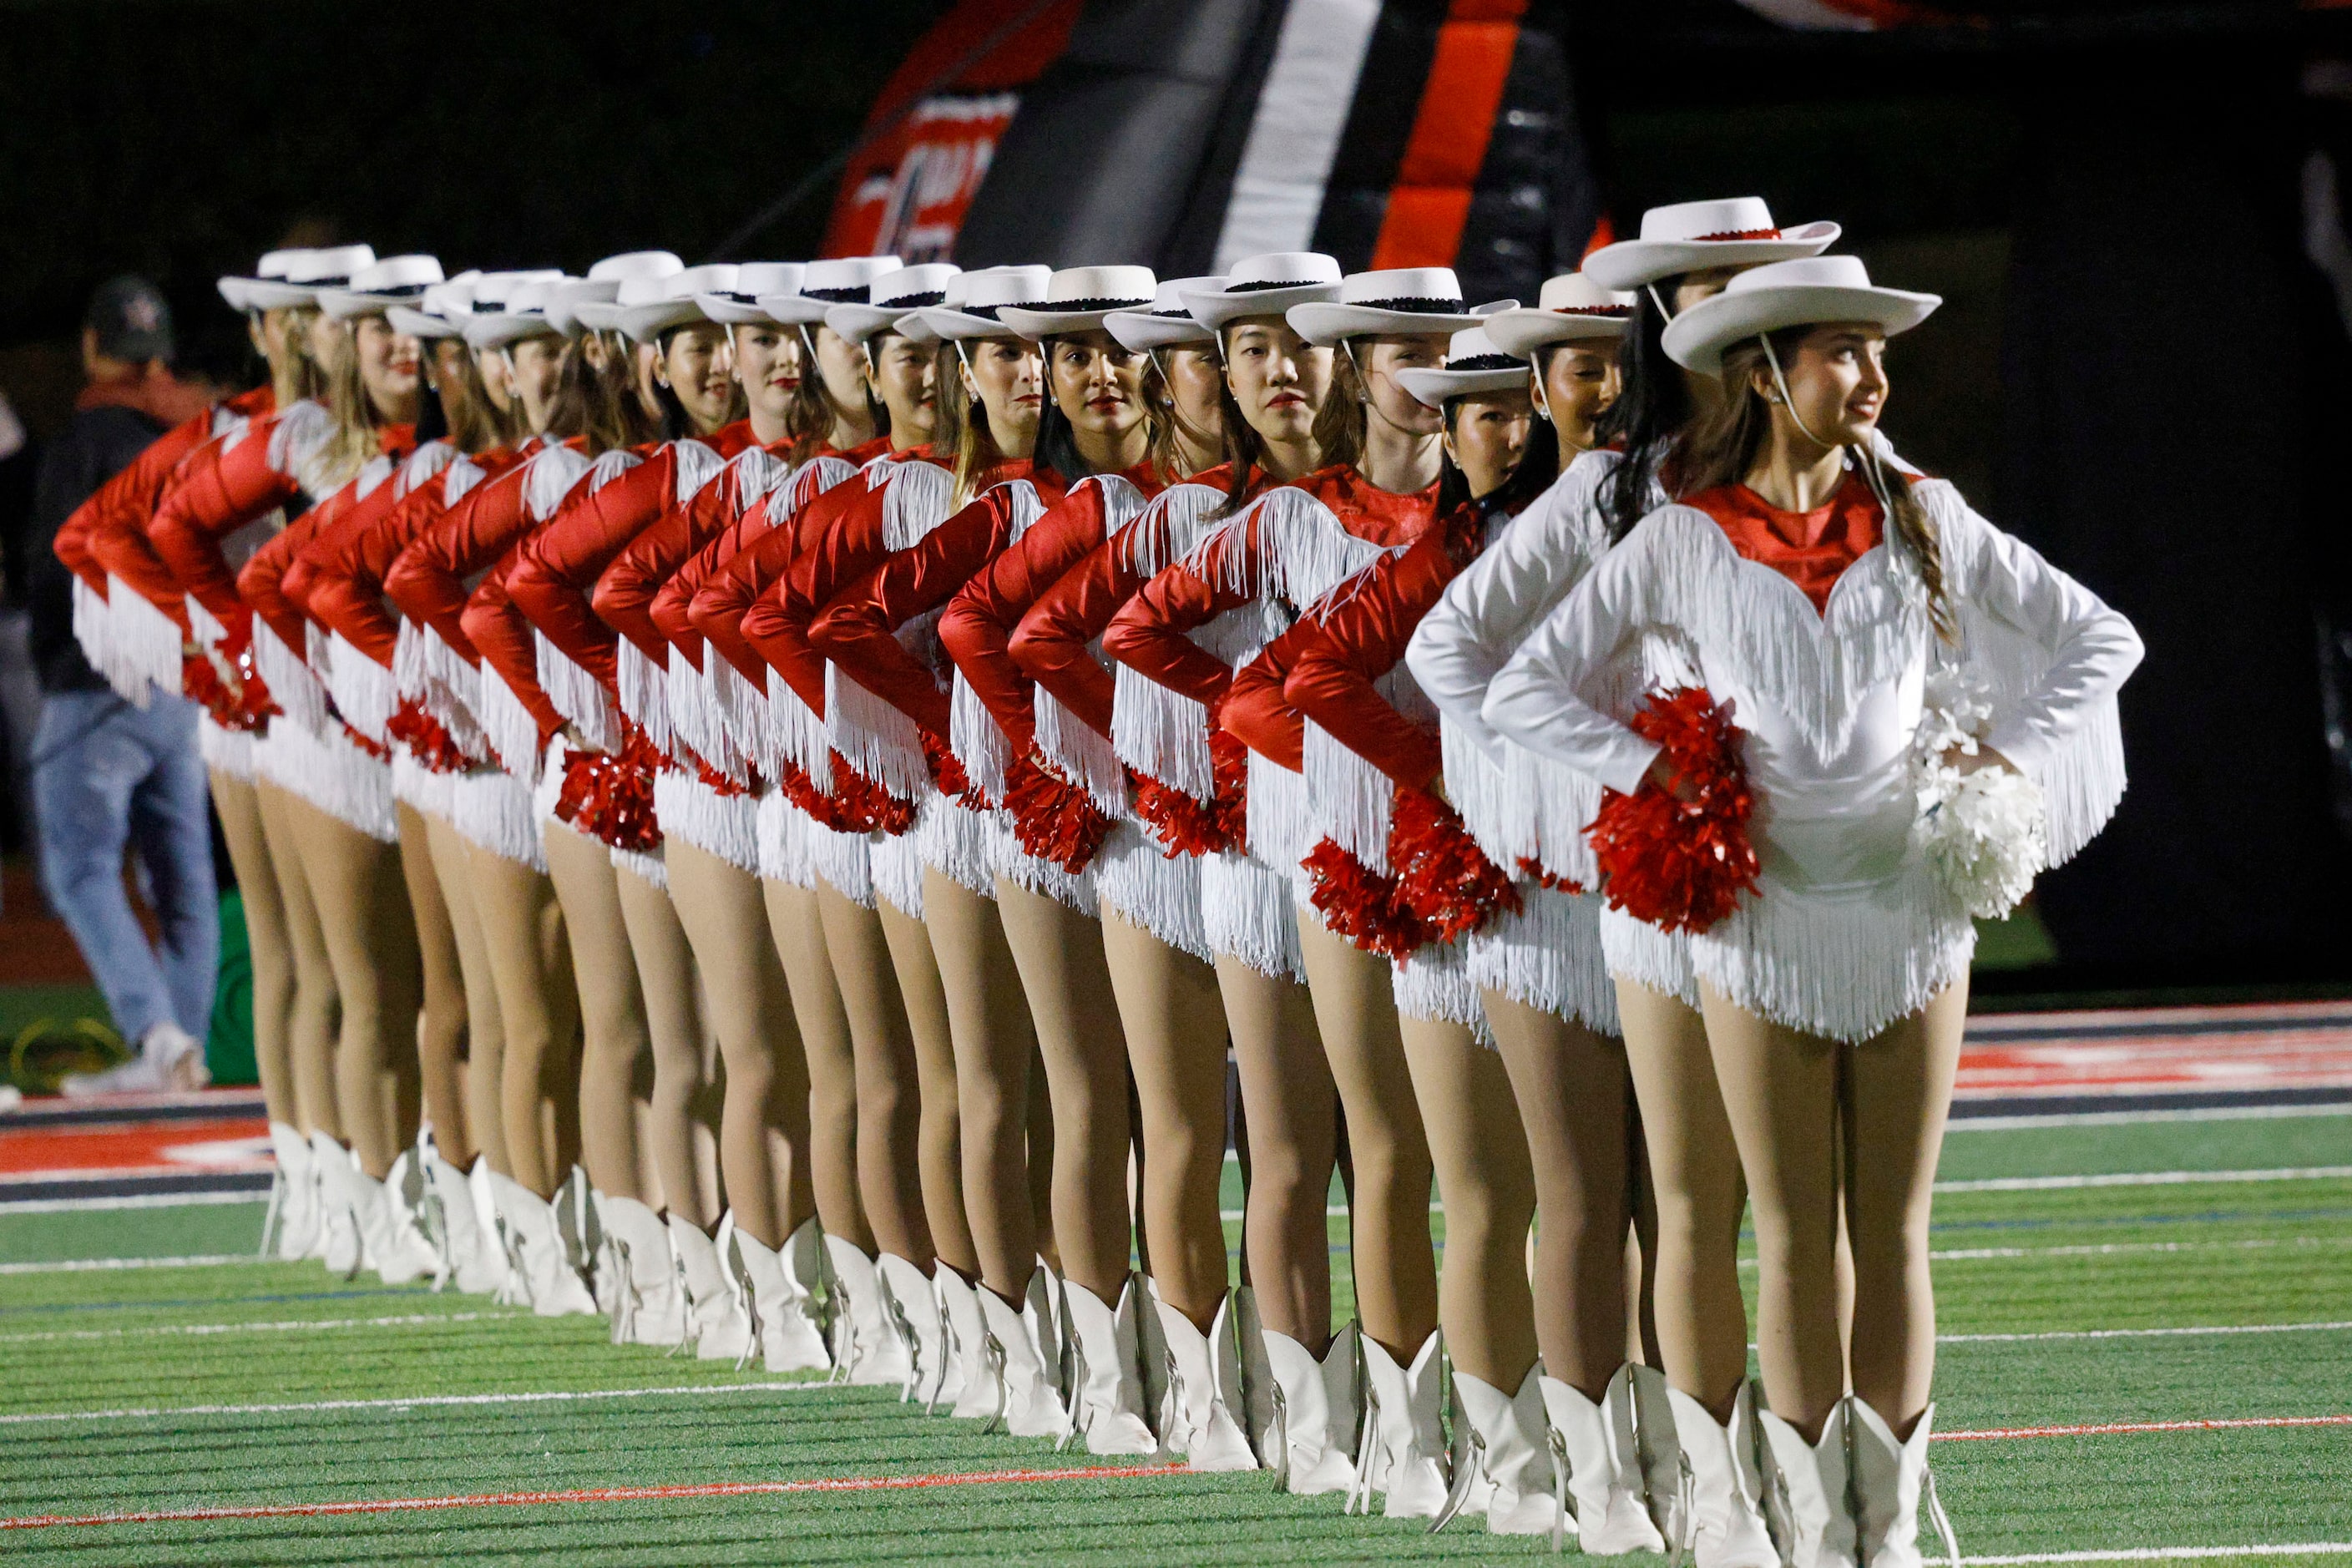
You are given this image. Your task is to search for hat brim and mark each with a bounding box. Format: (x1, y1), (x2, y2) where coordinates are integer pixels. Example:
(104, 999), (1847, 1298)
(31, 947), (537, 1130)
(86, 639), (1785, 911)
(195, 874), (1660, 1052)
(826, 301), (916, 345)
(617, 299), (711, 344)
(1581, 220), (1842, 292)
(1395, 366), (1534, 410)
(1287, 302), (1485, 347)
(1661, 284), (1941, 377)
(463, 315), (560, 351)
(572, 301), (624, 333)
(914, 306), (1029, 341)
(698, 295), (785, 326)
(1105, 311), (1214, 352)
(762, 295), (839, 326)
(996, 303), (1151, 340)
(319, 287), (430, 321)
(218, 278), (255, 311)
(387, 306), (462, 340)
(1179, 281), (1342, 332)
(1482, 307), (1631, 360)
(240, 281), (321, 311)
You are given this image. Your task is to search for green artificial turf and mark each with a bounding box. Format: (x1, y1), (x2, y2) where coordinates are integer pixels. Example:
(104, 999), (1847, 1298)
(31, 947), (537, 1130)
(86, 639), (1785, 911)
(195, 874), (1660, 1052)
(2, 1115), (2349, 1563)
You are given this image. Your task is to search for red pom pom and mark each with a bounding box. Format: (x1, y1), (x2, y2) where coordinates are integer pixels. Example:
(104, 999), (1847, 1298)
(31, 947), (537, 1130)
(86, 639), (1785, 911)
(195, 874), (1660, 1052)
(1515, 857), (1586, 895)
(1584, 686), (1760, 935)
(920, 728), (989, 811)
(1388, 787), (1522, 943)
(1131, 727), (1250, 858)
(1003, 753), (1114, 873)
(386, 696), (478, 774)
(1303, 838), (1431, 963)
(555, 722), (664, 852)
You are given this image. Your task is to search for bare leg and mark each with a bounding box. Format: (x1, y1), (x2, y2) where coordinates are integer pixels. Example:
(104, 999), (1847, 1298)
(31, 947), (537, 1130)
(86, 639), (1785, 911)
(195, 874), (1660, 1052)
(995, 880), (1130, 1301)
(539, 822), (648, 1201)
(611, 861), (710, 1227)
(467, 843), (575, 1183)
(214, 773), (296, 1127)
(422, 814), (500, 1171)
(256, 782), (339, 1137)
(764, 877), (870, 1252)
(395, 806), (470, 1166)
(1401, 1015), (1538, 1388)
(1103, 909), (1229, 1322)
(1619, 979), (1751, 1419)
(291, 802), (422, 1180)
(668, 839), (810, 1249)
(1217, 952), (1335, 1346)
(1485, 990), (1639, 1401)
(1293, 913), (1436, 1362)
(820, 886), (932, 1264)
(923, 870), (1039, 1302)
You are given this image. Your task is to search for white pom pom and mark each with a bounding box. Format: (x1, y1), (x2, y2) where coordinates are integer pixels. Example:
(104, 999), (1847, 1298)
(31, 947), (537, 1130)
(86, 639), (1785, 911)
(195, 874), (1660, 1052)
(1910, 668), (2050, 919)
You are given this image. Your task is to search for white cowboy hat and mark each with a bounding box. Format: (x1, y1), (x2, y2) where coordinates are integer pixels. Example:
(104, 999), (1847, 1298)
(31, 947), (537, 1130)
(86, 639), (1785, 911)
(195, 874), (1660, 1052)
(616, 265), (740, 344)
(1661, 255), (1940, 378)
(698, 262), (807, 326)
(763, 255), (903, 326)
(1482, 272), (1636, 360)
(574, 272), (673, 335)
(826, 264), (961, 345)
(464, 277), (584, 351)
(318, 255), (445, 320)
(589, 250), (684, 284)
(1288, 267), (1488, 346)
(218, 248), (309, 311)
(998, 266), (1158, 339)
(387, 276), (481, 341)
(915, 265), (1053, 340)
(240, 245), (377, 311)
(892, 272), (963, 346)
(544, 278), (613, 338)
(1395, 327), (1533, 409)
(1105, 276), (1223, 351)
(1180, 253), (1342, 331)
(1582, 198), (1840, 293)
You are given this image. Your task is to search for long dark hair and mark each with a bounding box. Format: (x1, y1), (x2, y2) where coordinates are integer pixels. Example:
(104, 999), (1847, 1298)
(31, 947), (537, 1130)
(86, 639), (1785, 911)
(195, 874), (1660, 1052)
(1678, 326), (1951, 640)
(652, 323), (746, 442)
(1592, 280), (1696, 541)
(546, 331), (657, 454)
(1034, 333), (1166, 486)
(1434, 392), (1554, 515)
(1209, 321), (1362, 518)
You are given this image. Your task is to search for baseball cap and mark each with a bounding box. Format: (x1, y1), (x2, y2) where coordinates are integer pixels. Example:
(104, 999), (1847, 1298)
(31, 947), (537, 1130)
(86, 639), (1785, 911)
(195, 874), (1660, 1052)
(86, 276), (175, 365)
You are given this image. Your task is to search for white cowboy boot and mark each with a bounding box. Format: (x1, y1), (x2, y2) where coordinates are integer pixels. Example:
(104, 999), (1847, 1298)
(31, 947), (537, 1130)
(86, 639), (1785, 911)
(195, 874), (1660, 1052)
(1758, 1399), (1856, 1568)
(515, 1182), (599, 1317)
(733, 1220), (832, 1373)
(1442, 1368), (1564, 1536)
(1060, 1277), (1156, 1454)
(594, 1193), (682, 1344)
(414, 1149), (498, 1295)
(1026, 1263), (1070, 1407)
(307, 1132), (365, 1277)
(979, 1284), (1074, 1440)
(1354, 1332), (1448, 1519)
(1666, 1383), (1779, 1568)
(466, 1160), (526, 1305)
(823, 1237), (907, 1387)
(1258, 1324), (1358, 1493)
(1155, 1292), (1257, 1470)
(355, 1159), (443, 1286)
(1540, 1372), (1667, 1554)
(263, 1122), (318, 1260)
(551, 1167), (603, 1308)
(874, 1252), (945, 1401)
(1620, 1363), (1687, 1546)
(934, 1267), (989, 1415)
(1850, 1399), (1961, 1568)
(670, 1214), (751, 1358)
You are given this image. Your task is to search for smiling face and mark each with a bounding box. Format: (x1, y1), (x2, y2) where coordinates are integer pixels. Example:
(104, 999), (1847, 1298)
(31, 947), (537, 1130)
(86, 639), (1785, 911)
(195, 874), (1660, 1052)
(659, 321), (736, 433)
(1536, 341), (1621, 456)
(960, 334), (1044, 451)
(733, 321), (804, 431)
(1755, 322), (1889, 451)
(1045, 330), (1145, 443)
(352, 313), (421, 421)
(1443, 389), (1534, 498)
(869, 331), (938, 446)
(1222, 317), (1333, 447)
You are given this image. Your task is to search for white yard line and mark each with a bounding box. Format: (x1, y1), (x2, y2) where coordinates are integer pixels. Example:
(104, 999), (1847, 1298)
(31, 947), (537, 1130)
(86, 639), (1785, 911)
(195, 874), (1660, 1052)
(0, 1254), (255, 1275)
(1940, 1319), (2352, 1345)
(0, 1381), (830, 1427)
(1936, 1166), (2352, 1192)
(0, 1191), (264, 1215)
(0, 1311), (513, 1345)
(1965, 1545), (2352, 1564)
(1743, 1236), (2352, 1265)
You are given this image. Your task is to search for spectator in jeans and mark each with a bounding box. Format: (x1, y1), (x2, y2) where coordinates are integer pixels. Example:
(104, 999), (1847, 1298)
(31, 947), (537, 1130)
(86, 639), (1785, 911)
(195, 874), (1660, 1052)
(27, 276), (219, 1095)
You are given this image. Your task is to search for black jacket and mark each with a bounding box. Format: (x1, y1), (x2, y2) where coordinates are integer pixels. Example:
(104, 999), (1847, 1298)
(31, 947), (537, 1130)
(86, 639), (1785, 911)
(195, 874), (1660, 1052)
(28, 403), (169, 694)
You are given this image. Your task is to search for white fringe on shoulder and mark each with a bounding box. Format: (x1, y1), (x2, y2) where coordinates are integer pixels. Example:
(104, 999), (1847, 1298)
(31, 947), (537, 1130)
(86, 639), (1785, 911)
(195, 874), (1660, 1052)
(653, 766), (758, 873)
(524, 445), (598, 522)
(671, 439), (722, 507)
(882, 462), (955, 551)
(1202, 852), (1305, 982)
(450, 766), (546, 872)
(1468, 885), (1621, 1035)
(1094, 819), (1210, 960)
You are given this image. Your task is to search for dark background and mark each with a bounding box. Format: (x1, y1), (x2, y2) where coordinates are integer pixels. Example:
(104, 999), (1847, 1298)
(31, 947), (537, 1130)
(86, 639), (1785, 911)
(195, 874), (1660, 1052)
(5, 0), (2349, 994)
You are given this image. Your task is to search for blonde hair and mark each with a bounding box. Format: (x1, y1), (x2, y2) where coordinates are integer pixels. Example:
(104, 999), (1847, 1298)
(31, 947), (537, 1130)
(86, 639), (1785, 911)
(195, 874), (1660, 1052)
(271, 304), (330, 409)
(316, 314), (399, 491)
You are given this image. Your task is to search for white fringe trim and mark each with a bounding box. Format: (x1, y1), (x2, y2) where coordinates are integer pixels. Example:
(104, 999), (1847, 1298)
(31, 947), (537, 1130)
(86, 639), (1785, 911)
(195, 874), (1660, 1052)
(671, 438), (722, 507)
(105, 575), (181, 701)
(766, 669), (830, 781)
(392, 620), (488, 760)
(200, 716), (255, 780)
(881, 462), (954, 551)
(523, 444), (597, 523)
(186, 596), (228, 650)
(70, 577), (119, 695)
(1199, 485), (1401, 610)
(611, 843), (667, 891)
(450, 767), (547, 871)
(251, 620), (326, 736)
(1597, 908), (1697, 1007)
(392, 746), (456, 818)
(808, 821), (874, 908)
(1390, 940), (1492, 1046)
(617, 638), (671, 756)
(950, 673), (1012, 805)
(397, 440), (458, 501)
(477, 663), (543, 781)
(1243, 753), (1313, 874)
(989, 810), (1097, 913)
(1300, 721), (1390, 872)
(652, 766), (759, 874)
(533, 739), (569, 825)
(1093, 819), (1209, 959)
(1201, 852), (1305, 982)
(755, 787), (815, 888)
(826, 661), (929, 801)
(869, 829), (924, 918)
(253, 718), (397, 843)
(917, 793), (997, 898)
(1111, 664), (1212, 801)
(1468, 885), (1620, 1035)
(535, 631), (617, 751)
(266, 402), (335, 496)
(323, 634), (395, 746)
(1034, 689), (1127, 815)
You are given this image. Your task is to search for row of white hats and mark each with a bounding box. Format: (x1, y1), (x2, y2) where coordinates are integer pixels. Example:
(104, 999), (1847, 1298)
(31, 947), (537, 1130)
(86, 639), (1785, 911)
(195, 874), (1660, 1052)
(210, 196), (1935, 386)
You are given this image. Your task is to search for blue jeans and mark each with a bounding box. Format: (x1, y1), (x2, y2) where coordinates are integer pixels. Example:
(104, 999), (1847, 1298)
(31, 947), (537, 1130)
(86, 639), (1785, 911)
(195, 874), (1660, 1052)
(33, 689), (217, 1044)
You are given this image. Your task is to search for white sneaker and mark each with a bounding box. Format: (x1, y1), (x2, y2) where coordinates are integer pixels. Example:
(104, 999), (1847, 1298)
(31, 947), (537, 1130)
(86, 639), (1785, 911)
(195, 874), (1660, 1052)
(59, 1022), (210, 1097)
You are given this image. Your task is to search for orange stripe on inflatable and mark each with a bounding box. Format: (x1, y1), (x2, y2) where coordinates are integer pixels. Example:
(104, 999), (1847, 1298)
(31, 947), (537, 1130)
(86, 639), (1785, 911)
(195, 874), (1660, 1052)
(1368, 3), (1525, 270)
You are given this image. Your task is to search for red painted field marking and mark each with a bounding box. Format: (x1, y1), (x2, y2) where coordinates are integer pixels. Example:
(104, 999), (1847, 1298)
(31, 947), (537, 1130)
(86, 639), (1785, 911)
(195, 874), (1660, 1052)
(0, 1463), (1189, 1531)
